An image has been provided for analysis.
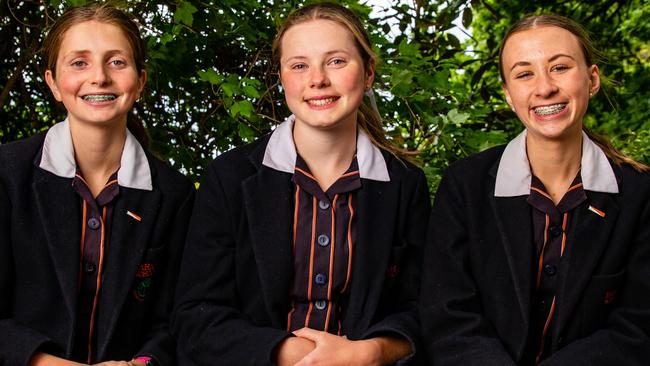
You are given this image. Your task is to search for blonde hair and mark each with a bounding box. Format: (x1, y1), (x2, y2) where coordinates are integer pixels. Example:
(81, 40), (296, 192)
(272, 2), (413, 161)
(499, 14), (647, 172)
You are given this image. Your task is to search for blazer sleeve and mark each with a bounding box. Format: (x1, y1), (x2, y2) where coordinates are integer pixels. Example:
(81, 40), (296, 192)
(134, 180), (195, 366)
(420, 169), (517, 366)
(361, 167), (430, 365)
(172, 162), (290, 366)
(539, 192), (650, 366)
(0, 173), (51, 365)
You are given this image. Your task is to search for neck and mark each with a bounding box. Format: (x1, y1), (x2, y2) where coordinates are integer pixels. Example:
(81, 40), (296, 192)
(526, 131), (582, 204)
(293, 117), (357, 191)
(69, 118), (126, 197)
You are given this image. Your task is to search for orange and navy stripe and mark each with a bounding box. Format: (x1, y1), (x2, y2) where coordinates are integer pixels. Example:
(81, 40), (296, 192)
(71, 171), (119, 363)
(527, 174), (586, 363)
(287, 154), (360, 334)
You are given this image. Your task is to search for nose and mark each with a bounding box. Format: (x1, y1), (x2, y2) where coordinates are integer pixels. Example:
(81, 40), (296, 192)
(309, 66), (329, 88)
(90, 64), (110, 85)
(534, 72), (558, 98)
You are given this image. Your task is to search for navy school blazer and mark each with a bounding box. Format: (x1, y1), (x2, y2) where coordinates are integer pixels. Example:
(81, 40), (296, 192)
(0, 132), (194, 365)
(421, 145), (650, 365)
(172, 134), (430, 365)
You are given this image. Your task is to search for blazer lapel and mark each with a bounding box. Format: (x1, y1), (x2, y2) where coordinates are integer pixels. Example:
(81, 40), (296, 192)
(32, 168), (80, 324)
(554, 191), (619, 336)
(343, 178), (399, 336)
(95, 185), (161, 359)
(242, 165), (294, 328)
(489, 164), (534, 341)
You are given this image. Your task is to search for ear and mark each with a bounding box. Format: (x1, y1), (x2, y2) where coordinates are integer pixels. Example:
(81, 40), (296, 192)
(45, 69), (62, 102)
(136, 69), (147, 99)
(589, 64), (600, 97)
(365, 59), (375, 89)
(502, 83), (514, 111)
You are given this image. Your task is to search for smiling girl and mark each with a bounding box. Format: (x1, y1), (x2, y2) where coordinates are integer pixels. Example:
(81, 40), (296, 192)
(0, 4), (193, 366)
(421, 14), (650, 365)
(173, 3), (429, 365)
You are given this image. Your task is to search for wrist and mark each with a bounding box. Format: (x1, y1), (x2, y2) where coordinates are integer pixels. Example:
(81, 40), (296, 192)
(359, 339), (383, 366)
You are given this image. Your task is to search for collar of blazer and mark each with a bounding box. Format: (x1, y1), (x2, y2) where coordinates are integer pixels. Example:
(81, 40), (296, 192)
(38, 119), (153, 191)
(494, 129), (618, 197)
(262, 114), (390, 182)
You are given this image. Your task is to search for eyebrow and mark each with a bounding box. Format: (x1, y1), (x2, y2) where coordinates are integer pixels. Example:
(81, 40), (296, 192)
(283, 49), (351, 62)
(62, 49), (128, 59)
(509, 53), (576, 72)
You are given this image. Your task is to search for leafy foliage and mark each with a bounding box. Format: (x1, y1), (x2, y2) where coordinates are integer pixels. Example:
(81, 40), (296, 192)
(1, 0), (648, 191)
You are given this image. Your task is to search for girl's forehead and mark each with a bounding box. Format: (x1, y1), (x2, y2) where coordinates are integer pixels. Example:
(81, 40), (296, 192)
(502, 26), (584, 63)
(281, 19), (357, 55)
(57, 21), (132, 55)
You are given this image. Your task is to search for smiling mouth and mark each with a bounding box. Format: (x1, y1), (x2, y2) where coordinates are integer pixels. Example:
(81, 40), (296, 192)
(533, 103), (567, 116)
(306, 97), (339, 107)
(82, 94), (117, 102)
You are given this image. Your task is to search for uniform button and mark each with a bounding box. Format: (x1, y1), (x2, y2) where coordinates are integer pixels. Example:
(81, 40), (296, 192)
(317, 234), (330, 247)
(314, 273), (328, 285)
(549, 226), (562, 237)
(543, 264), (557, 276)
(85, 262), (96, 273)
(314, 300), (327, 310)
(318, 200), (330, 210)
(87, 217), (101, 230)
(537, 299), (546, 311)
(557, 336), (564, 345)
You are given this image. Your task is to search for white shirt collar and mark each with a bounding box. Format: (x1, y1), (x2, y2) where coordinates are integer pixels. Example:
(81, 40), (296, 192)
(495, 129), (618, 197)
(39, 119), (153, 191)
(262, 115), (390, 181)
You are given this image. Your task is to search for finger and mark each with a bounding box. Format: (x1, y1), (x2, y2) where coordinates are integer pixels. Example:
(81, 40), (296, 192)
(293, 327), (323, 341)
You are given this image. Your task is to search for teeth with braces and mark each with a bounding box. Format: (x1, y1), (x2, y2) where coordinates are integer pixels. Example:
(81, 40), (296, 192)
(534, 103), (566, 116)
(308, 97), (336, 106)
(82, 95), (116, 102)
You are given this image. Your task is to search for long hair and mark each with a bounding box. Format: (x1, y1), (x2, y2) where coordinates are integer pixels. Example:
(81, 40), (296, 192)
(499, 14), (647, 172)
(272, 2), (412, 161)
(42, 3), (150, 148)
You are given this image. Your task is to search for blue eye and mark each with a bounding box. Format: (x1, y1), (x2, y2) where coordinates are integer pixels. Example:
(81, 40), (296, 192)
(71, 60), (87, 68)
(110, 59), (126, 67)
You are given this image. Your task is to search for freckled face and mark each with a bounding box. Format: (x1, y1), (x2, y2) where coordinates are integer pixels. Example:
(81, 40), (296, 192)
(45, 21), (146, 128)
(501, 26), (599, 142)
(279, 19), (373, 132)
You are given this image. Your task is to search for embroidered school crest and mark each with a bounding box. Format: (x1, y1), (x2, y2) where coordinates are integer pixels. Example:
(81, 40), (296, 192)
(133, 263), (155, 302)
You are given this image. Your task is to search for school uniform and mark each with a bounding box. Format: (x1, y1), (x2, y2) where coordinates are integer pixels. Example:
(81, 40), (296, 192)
(0, 120), (194, 365)
(421, 130), (650, 365)
(172, 116), (430, 365)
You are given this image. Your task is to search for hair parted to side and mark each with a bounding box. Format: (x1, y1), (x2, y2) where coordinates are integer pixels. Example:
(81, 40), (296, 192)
(42, 2), (149, 148)
(272, 2), (414, 162)
(499, 13), (647, 172)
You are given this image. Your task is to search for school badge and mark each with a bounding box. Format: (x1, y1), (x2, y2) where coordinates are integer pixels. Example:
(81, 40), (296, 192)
(133, 263), (155, 302)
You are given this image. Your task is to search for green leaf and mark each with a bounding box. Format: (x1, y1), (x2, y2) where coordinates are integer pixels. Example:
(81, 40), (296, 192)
(447, 109), (469, 125)
(238, 123), (255, 140)
(462, 7), (473, 29)
(197, 69), (224, 85)
(229, 100), (255, 118)
(243, 85), (261, 99)
(174, 1), (198, 27)
(221, 82), (238, 97)
(160, 33), (174, 45)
